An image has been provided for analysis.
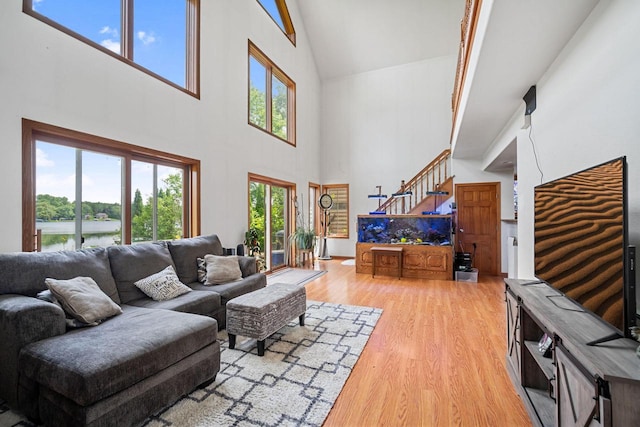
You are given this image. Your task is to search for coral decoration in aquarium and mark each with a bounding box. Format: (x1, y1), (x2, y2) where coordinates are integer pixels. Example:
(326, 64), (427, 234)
(357, 215), (451, 245)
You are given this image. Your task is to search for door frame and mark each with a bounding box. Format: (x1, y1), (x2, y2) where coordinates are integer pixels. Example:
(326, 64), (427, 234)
(247, 173), (296, 272)
(454, 182), (501, 276)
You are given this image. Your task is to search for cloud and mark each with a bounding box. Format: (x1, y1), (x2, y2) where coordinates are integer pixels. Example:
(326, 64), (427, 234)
(36, 148), (55, 167)
(137, 31), (157, 46)
(99, 26), (118, 38)
(100, 39), (120, 53)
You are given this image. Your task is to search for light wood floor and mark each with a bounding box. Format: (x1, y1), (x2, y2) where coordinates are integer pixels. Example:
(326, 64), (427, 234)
(301, 259), (532, 427)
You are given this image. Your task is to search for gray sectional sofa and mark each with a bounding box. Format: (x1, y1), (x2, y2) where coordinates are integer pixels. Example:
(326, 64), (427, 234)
(0, 234), (266, 426)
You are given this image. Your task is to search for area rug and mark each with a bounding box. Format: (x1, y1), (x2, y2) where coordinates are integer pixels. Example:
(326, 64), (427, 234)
(267, 268), (326, 286)
(145, 301), (382, 426)
(0, 301), (382, 427)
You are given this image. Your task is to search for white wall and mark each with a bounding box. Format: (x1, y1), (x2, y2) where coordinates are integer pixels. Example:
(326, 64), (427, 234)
(0, 0), (321, 252)
(320, 55), (457, 257)
(486, 1), (640, 291)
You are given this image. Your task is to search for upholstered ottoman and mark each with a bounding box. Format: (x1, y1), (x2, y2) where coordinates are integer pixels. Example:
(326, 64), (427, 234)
(226, 283), (306, 356)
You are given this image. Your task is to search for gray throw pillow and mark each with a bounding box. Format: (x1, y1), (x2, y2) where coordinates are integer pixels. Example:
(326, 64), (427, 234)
(45, 276), (123, 324)
(204, 254), (243, 285)
(134, 265), (192, 301)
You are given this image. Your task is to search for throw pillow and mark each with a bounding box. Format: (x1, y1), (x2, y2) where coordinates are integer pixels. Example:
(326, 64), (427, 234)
(37, 289), (101, 328)
(134, 265), (192, 301)
(45, 276), (123, 324)
(204, 254), (243, 285)
(197, 257), (207, 283)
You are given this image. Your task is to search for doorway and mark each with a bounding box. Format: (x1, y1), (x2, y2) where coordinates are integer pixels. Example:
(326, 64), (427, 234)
(248, 174), (295, 272)
(455, 182), (501, 276)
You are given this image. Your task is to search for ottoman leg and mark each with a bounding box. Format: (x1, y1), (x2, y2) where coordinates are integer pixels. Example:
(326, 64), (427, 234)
(228, 334), (236, 349)
(299, 313), (305, 326)
(257, 340), (265, 356)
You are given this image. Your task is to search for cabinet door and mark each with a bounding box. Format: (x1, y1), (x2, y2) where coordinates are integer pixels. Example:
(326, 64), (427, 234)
(506, 290), (521, 383)
(556, 345), (604, 426)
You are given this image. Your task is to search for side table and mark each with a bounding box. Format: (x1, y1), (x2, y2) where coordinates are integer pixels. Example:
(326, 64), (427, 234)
(371, 246), (403, 279)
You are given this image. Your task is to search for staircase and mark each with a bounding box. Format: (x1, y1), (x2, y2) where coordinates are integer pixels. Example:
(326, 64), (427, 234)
(377, 149), (453, 215)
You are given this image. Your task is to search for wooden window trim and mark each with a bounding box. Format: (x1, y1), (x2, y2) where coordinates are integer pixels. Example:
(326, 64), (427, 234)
(248, 41), (296, 146)
(256, 0), (296, 46)
(22, 119), (201, 251)
(321, 184), (349, 239)
(22, 0), (201, 98)
(309, 182), (321, 235)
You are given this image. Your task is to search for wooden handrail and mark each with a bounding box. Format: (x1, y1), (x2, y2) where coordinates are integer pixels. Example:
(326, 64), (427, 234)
(451, 0), (482, 134)
(378, 149), (452, 215)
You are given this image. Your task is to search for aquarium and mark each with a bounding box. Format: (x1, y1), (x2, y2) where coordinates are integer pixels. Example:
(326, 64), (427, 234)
(357, 215), (452, 245)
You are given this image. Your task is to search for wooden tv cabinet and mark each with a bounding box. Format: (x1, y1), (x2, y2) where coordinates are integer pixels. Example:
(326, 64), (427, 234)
(355, 242), (452, 279)
(505, 279), (640, 427)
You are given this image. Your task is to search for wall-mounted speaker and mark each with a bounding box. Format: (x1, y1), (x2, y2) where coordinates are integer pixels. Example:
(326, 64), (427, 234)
(523, 85), (536, 115)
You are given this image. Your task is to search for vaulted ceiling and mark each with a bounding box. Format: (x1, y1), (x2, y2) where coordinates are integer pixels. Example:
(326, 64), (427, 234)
(296, 0), (601, 170)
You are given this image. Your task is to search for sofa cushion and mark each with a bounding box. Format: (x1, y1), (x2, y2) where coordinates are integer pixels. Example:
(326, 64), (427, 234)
(167, 234), (224, 284)
(204, 255), (243, 285)
(126, 290), (221, 317)
(134, 265), (192, 301)
(45, 277), (122, 324)
(0, 248), (120, 303)
(188, 272), (267, 305)
(107, 242), (175, 304)
(19, 305), (218, 407)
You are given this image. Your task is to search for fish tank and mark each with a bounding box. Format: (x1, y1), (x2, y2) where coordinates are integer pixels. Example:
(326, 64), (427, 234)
(357, 214), (452, 245)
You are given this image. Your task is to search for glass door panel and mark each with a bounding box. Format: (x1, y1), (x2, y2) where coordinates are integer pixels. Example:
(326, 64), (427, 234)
(270, 185), (287, 269)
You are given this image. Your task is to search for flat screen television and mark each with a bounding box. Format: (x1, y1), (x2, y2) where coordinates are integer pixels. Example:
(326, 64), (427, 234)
(534, 156), (636, 343)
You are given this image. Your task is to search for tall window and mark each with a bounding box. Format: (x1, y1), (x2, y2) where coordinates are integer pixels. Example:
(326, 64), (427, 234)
(256, 0), (296, 45)
(322, 184), (349, 238)
(248, 41), (296, 145)
(23, 0), (200, 95)
(23, 120), (200, 252)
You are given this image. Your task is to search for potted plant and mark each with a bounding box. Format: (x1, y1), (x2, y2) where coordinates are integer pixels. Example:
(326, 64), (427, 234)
(244, 227), (261, 257)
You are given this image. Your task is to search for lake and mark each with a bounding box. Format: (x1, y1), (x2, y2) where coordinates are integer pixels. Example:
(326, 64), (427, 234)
(37, 220), (122, 252)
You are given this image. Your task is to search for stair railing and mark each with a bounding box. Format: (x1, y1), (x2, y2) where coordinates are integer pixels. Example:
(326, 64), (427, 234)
(378, 149), (452, 215)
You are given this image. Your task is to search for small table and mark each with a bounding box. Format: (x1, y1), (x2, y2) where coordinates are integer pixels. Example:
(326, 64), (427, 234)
(371, 246), (403, 279)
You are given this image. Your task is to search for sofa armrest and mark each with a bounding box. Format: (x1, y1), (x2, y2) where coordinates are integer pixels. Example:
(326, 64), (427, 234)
(0, 294), (66, 408)
(237, 256), (258, 277)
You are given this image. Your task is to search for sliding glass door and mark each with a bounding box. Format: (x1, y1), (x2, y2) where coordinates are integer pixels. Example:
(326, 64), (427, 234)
(248, 175), (292, 272)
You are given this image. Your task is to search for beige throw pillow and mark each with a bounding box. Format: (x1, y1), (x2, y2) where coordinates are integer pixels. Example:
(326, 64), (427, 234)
(45, 276), (122, 324)
(134, 265), (192, 301)
(204, 254), (243, 285)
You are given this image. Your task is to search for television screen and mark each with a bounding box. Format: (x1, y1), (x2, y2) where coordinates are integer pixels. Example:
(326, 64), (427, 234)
(534, 157), (630, 334)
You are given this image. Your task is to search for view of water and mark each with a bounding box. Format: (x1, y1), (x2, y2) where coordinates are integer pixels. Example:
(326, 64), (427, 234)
(37, 220), (122, 252)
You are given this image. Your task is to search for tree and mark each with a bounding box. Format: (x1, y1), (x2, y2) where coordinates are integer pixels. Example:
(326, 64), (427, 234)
(132, 189), (143, 218)
(131, 173), (183, 242)
(249, 85), (266, 129)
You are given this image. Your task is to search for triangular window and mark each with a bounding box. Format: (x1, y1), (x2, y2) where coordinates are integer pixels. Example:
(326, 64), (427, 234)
(257, 0), (296, 45)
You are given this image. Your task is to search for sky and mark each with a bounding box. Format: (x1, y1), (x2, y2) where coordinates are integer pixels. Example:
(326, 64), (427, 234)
(33, 0), (186, 87)
(37, 142), (181, 204)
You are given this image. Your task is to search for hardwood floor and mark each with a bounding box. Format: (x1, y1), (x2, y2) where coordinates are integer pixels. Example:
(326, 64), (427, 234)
(302, 259), (532, 427)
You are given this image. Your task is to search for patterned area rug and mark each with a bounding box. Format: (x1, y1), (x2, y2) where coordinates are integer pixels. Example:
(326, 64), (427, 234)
(1, 301), (381, 427)
(267, 268), (327, 286)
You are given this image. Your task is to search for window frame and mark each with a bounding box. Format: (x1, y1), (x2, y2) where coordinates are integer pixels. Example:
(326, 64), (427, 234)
(22, 0), (201, 98)
(248, 41), (296, 146)
(321, 184), (349, 239)
(22, 119), (201, 252)
(256, 0), (296, 45)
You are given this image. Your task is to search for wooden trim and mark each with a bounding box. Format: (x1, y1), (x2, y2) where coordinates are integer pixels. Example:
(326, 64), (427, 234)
(22, 119), (36, 252)
(186, 0), (201, 96)
(22, 0), (200, 98)
(255, 0), (296, 46)
(22, 119), (200, 251)
(451, 0), (482, 141)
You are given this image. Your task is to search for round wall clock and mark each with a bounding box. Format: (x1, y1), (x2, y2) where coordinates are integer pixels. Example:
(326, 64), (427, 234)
(319, 193), (333, 210)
